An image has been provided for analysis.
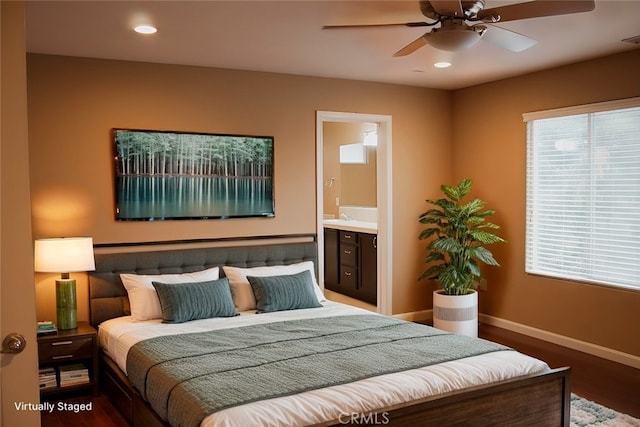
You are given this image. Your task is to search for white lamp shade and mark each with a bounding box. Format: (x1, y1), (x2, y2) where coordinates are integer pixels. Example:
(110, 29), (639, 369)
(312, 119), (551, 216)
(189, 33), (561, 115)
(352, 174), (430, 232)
(34, 237), (96, 273)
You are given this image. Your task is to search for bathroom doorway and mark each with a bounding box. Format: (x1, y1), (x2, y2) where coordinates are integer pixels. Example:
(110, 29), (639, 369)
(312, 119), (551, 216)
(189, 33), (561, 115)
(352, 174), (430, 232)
(316, 111), (392, 315)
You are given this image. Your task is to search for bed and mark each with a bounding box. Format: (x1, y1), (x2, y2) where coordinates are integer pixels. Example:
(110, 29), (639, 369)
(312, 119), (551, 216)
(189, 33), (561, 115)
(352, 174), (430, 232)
(89, 236), (571, 427)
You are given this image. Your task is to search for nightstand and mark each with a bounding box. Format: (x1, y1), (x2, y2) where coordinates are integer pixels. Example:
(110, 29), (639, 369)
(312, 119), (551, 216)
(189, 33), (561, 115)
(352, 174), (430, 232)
(37, 321), (99, 398)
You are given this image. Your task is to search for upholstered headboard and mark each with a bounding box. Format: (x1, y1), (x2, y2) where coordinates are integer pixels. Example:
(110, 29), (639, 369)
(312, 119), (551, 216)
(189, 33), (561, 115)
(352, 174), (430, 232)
(88, 238), (318, 328)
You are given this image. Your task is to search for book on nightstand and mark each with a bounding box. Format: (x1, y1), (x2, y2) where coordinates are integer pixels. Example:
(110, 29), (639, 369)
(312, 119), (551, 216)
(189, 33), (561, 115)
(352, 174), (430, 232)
(39, 367), (57, 390)
(59, 364), (90, 386)
(36, 321), (57, 336)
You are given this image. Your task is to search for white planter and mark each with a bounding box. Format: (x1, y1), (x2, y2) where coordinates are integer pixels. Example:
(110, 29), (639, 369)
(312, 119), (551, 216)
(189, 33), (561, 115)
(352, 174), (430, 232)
(433, 290), (478, 337)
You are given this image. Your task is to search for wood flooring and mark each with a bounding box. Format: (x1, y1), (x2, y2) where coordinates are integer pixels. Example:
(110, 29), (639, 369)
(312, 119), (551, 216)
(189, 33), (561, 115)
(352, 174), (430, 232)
(478, 323), (640, 419)
(41, 323), (639, 426)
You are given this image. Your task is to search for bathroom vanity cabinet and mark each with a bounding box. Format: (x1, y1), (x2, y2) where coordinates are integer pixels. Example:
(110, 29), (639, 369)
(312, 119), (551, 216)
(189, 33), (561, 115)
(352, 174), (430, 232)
(324, 228), (377, 305)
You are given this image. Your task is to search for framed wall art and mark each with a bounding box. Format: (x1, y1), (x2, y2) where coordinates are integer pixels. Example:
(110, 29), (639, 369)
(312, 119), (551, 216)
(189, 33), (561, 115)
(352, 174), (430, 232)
(113, 128), (274, 221)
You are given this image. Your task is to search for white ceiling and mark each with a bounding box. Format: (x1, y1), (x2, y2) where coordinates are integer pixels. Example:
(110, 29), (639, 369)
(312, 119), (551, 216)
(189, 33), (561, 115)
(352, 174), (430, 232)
(25, 1), (640, 90)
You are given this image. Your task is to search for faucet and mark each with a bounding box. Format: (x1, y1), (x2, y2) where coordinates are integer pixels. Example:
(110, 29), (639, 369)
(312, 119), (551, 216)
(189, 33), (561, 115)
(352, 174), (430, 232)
(340, 213), (351, 221)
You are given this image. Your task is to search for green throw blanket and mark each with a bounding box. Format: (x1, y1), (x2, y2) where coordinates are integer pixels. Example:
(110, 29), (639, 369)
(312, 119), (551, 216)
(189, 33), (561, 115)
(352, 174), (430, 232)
(127, 314), (511, 427)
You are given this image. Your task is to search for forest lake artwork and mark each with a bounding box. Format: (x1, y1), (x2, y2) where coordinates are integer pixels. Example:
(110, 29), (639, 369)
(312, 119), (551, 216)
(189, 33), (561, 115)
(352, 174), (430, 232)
(114, 129), (275, 220)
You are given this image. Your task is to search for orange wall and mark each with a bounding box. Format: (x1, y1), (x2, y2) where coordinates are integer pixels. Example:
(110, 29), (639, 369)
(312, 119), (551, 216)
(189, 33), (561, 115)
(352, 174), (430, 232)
(27, 54), (452, 320)
(451, 50), (640, 356)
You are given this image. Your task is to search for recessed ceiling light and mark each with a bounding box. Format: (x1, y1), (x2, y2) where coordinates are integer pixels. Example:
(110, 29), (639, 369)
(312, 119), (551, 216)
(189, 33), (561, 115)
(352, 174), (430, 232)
(134, 25), (157, 35)
(434, 62), (452, 68)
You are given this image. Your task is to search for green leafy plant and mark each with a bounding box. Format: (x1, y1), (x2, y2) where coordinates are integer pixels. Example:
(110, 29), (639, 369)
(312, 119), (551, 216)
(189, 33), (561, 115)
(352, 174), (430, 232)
(418, 178), (505, 295)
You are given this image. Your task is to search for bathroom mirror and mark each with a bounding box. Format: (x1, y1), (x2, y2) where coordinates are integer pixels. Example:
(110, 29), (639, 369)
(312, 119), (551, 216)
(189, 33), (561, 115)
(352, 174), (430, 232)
(322, 122), (377, 219)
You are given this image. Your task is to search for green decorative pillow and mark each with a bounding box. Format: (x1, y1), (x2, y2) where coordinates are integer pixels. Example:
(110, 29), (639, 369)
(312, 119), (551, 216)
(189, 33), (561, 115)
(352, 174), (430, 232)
(247, 270), (323, 313)
(152, 277), (238, 323)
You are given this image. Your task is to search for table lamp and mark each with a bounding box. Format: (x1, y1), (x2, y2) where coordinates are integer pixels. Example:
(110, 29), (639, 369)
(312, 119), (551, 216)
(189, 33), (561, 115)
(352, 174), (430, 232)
(34, 237), (95, 330)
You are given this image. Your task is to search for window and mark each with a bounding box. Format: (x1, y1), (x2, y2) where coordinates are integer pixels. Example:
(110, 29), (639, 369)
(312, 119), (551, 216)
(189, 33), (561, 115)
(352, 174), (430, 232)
(524, 98), (640, 291)
(339, 143), (366, 164)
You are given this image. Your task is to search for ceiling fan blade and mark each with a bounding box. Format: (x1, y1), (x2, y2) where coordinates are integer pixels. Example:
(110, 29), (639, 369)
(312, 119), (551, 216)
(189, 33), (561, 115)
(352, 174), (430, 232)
(393, 34), (429, 57)
(482, 25), (537, 52)
(323, 22), (430, 30)
(429, 1), (463, 17)
(477, 0), (595, 23)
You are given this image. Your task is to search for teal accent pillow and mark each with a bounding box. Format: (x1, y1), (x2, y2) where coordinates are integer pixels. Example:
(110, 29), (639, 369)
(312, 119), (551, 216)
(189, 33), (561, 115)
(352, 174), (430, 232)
(247, 270), (323, 313)
(152, 277), (238, 323)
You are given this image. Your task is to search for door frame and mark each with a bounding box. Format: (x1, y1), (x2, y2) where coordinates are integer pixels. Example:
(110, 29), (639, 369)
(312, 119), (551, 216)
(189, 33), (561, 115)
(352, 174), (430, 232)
(316, 111), (392, 315)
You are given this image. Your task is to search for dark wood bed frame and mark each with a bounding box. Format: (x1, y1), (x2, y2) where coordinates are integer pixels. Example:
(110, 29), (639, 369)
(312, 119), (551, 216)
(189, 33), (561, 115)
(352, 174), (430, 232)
(88, 237), (571, 427)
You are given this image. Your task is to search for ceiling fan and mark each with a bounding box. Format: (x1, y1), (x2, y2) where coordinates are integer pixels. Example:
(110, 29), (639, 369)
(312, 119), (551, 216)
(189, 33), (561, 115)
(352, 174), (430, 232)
(323, 0), (595, 55)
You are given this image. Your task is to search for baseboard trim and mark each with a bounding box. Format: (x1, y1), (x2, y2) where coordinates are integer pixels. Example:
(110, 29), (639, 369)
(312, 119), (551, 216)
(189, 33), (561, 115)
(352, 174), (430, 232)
(393, 309), (433, 322)
(479, 314), (640, 369)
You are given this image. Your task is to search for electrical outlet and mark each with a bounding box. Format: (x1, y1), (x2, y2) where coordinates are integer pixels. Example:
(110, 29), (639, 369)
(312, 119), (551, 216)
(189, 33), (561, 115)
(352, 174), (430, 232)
(479, 278), (488, 291)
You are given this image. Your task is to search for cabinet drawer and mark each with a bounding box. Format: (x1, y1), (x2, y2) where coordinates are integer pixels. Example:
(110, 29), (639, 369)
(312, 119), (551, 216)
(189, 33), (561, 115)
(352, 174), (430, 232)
(39, 336), (94, 363)
(340, 244), (358, 267)
(340, 265), (358, 288)
(339, 231), (358, 244)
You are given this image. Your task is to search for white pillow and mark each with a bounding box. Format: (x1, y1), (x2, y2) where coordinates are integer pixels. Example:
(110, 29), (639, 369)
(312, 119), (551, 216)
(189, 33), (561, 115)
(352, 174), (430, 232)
(120, 267), (220, 321)
(222, 261), (325, 311)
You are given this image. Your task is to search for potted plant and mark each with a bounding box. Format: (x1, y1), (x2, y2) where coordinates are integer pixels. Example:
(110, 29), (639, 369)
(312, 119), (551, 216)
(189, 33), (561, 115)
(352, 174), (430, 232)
(418, 178), (504, 337)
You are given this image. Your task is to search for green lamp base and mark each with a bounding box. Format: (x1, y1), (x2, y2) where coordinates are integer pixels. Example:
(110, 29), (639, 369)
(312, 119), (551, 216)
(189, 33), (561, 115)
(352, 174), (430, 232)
(56, 278), (77, 330)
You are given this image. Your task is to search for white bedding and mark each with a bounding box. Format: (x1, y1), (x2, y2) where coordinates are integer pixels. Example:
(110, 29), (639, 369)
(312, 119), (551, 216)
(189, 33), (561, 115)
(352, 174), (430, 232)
(98, 301), (550, 427)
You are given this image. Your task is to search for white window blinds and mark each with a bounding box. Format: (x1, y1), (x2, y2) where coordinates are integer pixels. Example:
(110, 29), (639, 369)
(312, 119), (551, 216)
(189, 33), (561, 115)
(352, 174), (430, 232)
(524, 97), (640, 291)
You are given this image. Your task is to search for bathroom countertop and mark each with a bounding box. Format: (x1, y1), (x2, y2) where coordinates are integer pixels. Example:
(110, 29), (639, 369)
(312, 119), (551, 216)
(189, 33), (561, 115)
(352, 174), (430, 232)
(323, 219), (377, 234)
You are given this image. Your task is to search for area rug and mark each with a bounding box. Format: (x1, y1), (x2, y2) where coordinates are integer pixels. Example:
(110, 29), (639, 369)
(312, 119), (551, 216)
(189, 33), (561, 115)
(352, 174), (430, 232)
(572, 394), (640, 427)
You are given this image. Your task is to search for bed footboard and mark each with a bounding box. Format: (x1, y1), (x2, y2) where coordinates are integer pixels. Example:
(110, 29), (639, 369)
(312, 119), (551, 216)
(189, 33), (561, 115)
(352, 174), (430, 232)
(320, 367), (572, 427)
(101, 348), (570, 427)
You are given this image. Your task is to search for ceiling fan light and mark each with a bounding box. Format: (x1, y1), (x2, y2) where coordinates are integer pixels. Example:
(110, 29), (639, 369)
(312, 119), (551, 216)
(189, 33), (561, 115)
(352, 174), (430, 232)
(428, 27), (482, 51)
